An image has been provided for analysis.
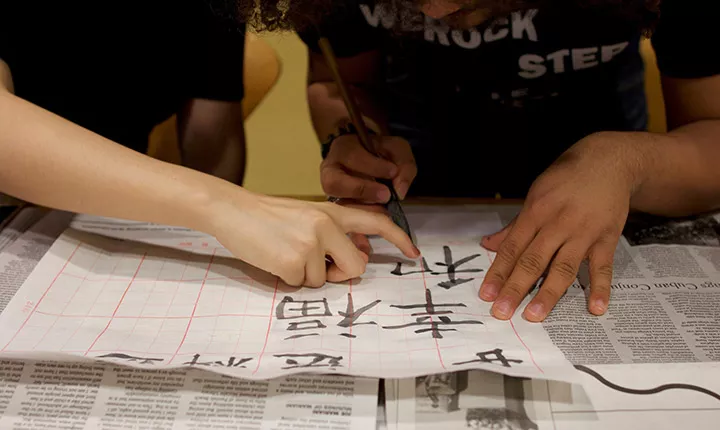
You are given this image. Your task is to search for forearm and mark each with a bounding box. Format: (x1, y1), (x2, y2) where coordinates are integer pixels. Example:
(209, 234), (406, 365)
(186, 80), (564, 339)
(0, 90), (254, 233)
(626, 120), (720, 216)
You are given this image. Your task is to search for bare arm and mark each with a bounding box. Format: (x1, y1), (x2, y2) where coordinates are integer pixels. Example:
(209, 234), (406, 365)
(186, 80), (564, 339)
(0, 58), (417, 285)
(0, 59), (230, 232)
(627, 74), (720, 216)
(177, 99), (246, 185)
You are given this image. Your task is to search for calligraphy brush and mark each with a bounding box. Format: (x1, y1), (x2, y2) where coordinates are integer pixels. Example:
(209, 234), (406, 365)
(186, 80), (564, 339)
(317, 37), (415, 245)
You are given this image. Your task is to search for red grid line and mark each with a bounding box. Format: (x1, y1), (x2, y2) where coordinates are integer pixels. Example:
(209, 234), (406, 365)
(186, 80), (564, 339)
(252, 278), (279, 375)
(510, 320), (543, 374)
(1, 243), (82, 352)
(31, 310), (492, 320)
(421, 265), (447, 370)
(84, 253), (148, 356)
(167, 249), (218, 364)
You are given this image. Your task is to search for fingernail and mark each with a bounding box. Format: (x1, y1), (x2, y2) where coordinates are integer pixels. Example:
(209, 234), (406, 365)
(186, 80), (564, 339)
(377, 189), (391, 202)
(492, 299), (513, 319)
(479, 283), (500, 301)
(413, 246), (421, 257)
(591, 298), (607, 314)
(396, 181), (410, 200)
(389, 166), (399, 177)
(524, 303), (545, 321)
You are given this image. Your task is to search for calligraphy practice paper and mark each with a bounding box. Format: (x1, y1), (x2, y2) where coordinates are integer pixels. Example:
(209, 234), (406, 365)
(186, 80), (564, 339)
(0, 207), (578, 382)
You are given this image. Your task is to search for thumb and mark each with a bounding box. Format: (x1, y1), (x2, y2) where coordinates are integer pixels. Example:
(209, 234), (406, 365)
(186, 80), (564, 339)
(382, 137), (417, 200)
(481, 218), (516, 252)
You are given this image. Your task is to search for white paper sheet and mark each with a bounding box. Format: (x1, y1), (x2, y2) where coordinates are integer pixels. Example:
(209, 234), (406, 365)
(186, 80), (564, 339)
(0, 207), (578, 382)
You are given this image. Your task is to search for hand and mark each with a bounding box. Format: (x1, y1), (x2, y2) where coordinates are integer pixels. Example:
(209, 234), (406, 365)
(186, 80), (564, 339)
(321, 134), (417, 203)
(478, 136), (644, 322)
(208, 193), (420, 287)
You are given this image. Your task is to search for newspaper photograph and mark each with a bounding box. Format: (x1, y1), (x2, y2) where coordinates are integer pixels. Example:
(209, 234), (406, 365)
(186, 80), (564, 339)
(387, 363), (720, 430)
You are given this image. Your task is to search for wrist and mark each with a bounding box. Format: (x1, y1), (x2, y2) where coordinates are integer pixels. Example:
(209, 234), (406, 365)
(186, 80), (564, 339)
(582, 131), (663, 197)
(172, 168), (257, 236)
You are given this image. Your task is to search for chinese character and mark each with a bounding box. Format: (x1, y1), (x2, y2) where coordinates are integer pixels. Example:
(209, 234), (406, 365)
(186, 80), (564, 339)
(98, 353), (164, 365)
(382, 290), (483, 338)
(337, 293), (381, 338)
(276, 296), (332, 320)
(453, 348), (523, 368)
(276, 296), (333, 340)
(391, 246), (483, 290)
(274, 353), (343, 370)
(183, 354), (253, 368)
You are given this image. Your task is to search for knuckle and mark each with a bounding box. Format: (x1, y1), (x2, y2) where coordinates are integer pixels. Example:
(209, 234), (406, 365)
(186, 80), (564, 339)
(516, 252), (546, 275)
(594, 263), (614, 280)
(552, 259), (579, 280)
(307, 211), (334, 231)
(501, 281), (528, 301)
(539, 285), (567, 304)
(497, 240), (521, 265)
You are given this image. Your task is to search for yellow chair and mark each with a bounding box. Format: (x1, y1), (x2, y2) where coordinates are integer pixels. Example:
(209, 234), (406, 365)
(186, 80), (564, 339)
(641, 38), (666, 133)
(147, 32), (282, 164)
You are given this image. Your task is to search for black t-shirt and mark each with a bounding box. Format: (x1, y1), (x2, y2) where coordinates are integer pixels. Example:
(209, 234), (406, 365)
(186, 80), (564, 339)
(299, 0), (720, 198)
(0, 0), (246, 152)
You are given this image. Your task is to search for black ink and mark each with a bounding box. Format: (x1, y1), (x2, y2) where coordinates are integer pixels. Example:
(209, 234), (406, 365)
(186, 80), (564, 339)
(274, 353), (343, 370)
(98, 353), (164, 365)
(383, 290), (483, 338)
(391, 289), (466, 316)
(287, 320), (326, 331)
(391, 246), (483, 290)
(276, 296), (332, 320)
(285, 333), (320, 340)
(453, 348), (523, 368)
(392, 257), (432, 276)
(336, 293), (381, 337)
(575, 365), (720, 402)
(277, 296), (332, 340)
(183, 354), (253, 368)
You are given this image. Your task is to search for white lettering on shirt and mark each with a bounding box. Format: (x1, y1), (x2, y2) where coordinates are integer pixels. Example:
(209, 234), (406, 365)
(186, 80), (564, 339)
(451, 29), (482, 49)
(572, 47), (599, 70)
(518, 42), (631, 79)
(360, 3), (395, 29)
(601, 41), (629, 62)
(511, 9), (538, 41)
(484, 17), (509, 42)
(358, 4), (539, 49)
(518, 54), (546, 78)
(547, 49), (570, 73)
(424, 16), (451, 46)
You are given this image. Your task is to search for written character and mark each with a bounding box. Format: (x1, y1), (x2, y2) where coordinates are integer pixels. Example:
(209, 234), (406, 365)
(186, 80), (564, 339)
(272, 0), (720, 321)
(0, 0), (419, 291)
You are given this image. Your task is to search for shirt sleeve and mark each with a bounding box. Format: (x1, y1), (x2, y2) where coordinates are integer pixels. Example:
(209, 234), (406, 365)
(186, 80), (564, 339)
(296, 0), (384, 57)
(651, 0), (720, 79)
(185, 4), (246, 101)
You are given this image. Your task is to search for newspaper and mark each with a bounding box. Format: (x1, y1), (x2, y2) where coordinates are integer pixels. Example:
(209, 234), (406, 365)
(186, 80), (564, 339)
(387, 363), (720, 430)
(0, 358), (379, 429)
(0, 207), (578, 383)
(0, 210), (73, 313)
(385, 211), (720, 430)
(542, 212), (720, 366)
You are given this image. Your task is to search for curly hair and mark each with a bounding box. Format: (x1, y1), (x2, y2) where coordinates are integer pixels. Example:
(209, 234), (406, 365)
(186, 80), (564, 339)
(226, 0), (661, 33)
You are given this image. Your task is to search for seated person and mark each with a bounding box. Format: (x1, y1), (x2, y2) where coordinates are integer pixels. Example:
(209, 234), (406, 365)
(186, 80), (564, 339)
(293, 0), (720, 320)
(0, 0), (418, 287)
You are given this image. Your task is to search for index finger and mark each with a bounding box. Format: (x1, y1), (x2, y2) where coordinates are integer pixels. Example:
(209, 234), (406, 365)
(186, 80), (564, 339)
(479, 215), (537, 302)
(331, 205), (420, 259)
